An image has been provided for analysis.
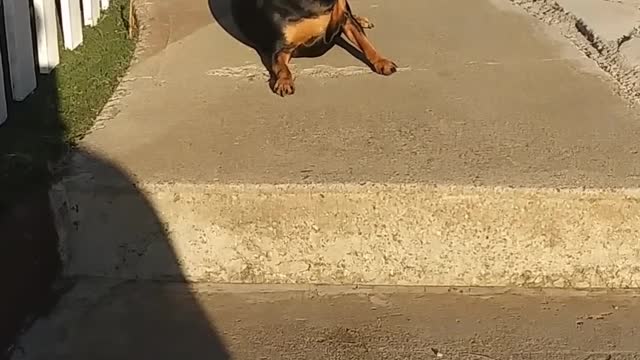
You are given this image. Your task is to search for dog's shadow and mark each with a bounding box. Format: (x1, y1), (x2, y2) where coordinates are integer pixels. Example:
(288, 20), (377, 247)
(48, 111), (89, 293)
(207, 0), (372, 73)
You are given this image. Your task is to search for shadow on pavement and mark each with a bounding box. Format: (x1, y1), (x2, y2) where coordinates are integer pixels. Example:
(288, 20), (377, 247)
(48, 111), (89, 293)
(0, 2), (231, 360)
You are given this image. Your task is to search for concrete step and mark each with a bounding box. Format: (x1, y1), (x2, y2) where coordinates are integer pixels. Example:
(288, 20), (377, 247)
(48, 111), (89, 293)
(52, 164), (640, 287)
(12, 281), (640, 360)
(49, 0), (640, 289)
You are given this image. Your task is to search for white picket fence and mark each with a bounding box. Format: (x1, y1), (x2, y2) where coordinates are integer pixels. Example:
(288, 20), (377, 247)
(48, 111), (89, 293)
(0, 0), (111, 125)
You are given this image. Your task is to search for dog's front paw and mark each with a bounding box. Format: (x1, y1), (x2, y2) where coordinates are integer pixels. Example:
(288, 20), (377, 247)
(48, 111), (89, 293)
(273, 77), (295, 96)
(372, 58), (397, 76)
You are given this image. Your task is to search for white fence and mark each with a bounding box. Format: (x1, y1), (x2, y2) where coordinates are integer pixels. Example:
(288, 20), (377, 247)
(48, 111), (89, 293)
(0, 0), (111, 125)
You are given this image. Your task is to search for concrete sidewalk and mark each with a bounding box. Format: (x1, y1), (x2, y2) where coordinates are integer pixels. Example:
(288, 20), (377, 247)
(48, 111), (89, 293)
(13, 282), (640, 360)
(13, 0), (640, 358)
(51, 0), (640, 287)
(84, 0), (640, 188)
(49, 0), (640, 288)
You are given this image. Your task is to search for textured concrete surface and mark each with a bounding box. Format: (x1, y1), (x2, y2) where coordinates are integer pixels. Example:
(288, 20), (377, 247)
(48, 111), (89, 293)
(12, 281), (640, 360)
(58, 178), (640, 287)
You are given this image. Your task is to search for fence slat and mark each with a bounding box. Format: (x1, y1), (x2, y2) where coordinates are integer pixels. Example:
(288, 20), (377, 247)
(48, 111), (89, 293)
(0, 54), (7, 125)
(101, 0), (110, 11)
(34, 0), (60, 73)
(82, 0), (101, 26)
(3, 0), (37, 101)
(60, 0), (83, 50)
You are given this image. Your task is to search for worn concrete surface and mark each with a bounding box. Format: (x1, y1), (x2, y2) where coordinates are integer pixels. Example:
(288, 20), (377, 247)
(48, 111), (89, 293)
(12, 281), (640, 360)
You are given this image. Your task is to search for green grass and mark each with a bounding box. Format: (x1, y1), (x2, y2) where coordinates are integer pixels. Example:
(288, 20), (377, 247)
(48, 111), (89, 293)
(0, 0), (135, 214)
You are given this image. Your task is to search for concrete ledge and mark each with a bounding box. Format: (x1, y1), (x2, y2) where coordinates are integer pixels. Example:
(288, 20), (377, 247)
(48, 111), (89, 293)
(554, 0), (640, 44)
(58, 181), (640, 288)
(510, 0), (640, 104)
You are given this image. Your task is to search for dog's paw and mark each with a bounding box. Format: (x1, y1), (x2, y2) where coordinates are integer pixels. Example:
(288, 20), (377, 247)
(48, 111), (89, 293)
(354, 15), (374, 29)
(372, 58), (397, 76)
(273, 77), (295, 96)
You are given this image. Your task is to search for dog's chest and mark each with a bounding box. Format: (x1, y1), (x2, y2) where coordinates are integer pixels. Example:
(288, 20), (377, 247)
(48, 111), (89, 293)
(283, 14), (331, 46)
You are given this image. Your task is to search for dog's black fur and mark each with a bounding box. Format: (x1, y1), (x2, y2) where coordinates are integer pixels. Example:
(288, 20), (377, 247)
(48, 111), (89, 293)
(231, 0), (397, 96)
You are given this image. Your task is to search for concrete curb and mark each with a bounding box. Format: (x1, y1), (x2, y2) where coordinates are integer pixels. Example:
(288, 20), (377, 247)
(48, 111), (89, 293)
(55, 181), (640, 288)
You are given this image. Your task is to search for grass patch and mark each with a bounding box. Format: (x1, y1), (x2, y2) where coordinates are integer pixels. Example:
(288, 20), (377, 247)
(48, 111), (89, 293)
(0, 0), (136, 214)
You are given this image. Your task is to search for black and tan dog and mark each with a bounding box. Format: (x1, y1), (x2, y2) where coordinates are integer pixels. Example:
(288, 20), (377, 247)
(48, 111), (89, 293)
(231, 0), (397, 96)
